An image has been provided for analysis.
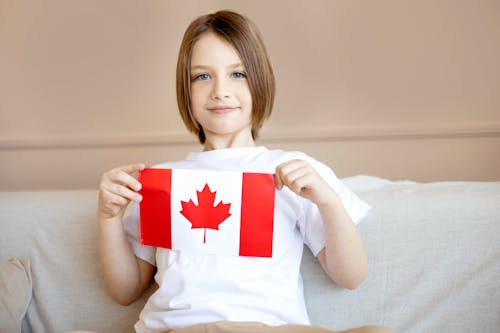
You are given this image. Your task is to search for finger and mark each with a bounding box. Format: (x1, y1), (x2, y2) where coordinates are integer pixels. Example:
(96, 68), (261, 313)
(100, 177), (140, 202)
(114, 163), (146, 189)
(103, 188), (130, 207)
(279, 165), (309, 188)
(274, 172), (283, 189)
(106, 182), (143, 203)
(276, 161), (302, 190)
(286, 171), (310, 194)
(277, 159), (308, 173)
(119, 163), (146, 175)
(109, 168), (143, 192)
(279, 159), (307, 177)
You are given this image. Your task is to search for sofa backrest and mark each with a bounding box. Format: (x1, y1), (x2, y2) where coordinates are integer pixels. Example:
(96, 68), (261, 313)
(1, 177), (500, 332)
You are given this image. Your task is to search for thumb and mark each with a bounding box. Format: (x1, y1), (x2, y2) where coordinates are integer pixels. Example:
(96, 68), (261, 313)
(274, 173), (283, 190)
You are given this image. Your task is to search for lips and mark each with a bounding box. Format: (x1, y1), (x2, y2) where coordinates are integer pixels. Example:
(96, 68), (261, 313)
(207, 106), (239, 114)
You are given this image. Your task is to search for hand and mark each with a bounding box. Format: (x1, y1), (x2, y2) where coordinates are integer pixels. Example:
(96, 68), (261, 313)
(274, 159), (336, 207)
(98, 163), (145, 221)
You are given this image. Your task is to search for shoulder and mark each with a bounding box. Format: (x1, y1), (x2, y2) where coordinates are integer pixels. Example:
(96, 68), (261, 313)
(261, 149), (311, 164)
(264, 149), (335, 174)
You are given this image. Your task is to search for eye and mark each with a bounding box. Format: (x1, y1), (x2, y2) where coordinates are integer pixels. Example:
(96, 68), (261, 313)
(193, 73), (210, 81)
(231, 72), (247, 79)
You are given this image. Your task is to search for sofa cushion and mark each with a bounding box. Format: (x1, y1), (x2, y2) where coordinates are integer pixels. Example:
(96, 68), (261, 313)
(0, 191), (153, 333)
(1, 180), (499, 333)
(0, 256), (32, 333)
(304, 177), (500, 331)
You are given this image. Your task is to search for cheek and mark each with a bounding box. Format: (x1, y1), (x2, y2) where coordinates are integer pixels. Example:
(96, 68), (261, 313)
(239, 84), (253, 107)
(189, 87), (204, 109)
(244, 92), (253, 107)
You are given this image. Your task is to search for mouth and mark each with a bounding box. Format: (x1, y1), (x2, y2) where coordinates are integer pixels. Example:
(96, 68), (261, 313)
(207, 106), (239, 114)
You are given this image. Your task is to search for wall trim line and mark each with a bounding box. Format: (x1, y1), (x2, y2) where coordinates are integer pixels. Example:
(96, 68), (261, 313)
(1, 125), (499, 150)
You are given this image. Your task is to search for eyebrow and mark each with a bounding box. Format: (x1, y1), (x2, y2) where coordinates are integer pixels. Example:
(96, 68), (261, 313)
(190, 63), (245, 71)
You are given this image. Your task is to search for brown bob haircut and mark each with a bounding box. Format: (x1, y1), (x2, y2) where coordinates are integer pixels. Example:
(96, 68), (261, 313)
(176, 10), (276, 143)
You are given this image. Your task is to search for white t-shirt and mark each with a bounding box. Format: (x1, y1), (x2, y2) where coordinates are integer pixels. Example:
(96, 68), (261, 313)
(124, 147), (370, 333)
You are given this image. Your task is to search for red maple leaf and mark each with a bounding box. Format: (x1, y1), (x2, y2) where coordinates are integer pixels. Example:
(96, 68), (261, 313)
(180, 183), (232, 243)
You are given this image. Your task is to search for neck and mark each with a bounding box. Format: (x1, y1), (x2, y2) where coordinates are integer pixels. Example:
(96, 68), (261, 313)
(202, 132), (255, 151)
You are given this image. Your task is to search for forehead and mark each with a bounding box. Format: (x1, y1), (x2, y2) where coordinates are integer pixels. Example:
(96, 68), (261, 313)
(190, 32), (243, 67)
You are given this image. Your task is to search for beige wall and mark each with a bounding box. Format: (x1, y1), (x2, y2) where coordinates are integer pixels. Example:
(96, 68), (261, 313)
(1, 0), (499, 190)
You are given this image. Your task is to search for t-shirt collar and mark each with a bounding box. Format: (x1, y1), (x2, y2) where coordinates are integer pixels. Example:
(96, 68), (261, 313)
(186, 146), (267, 161)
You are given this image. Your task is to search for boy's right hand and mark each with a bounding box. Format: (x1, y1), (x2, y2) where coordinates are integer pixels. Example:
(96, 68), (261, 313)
(98, 163), (146, 221)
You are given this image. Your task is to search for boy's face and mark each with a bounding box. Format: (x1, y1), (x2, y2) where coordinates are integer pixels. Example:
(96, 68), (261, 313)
(189, 32), (253, 144)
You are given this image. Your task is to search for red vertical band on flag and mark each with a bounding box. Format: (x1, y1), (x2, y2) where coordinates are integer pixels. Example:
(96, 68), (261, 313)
(139, 168), (172, 248)
(239, 173), (275, 257)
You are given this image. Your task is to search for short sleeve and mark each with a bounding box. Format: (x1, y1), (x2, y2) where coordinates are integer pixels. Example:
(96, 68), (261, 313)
(312, 159), (371, 224)
(299, 158), (371, 256)
(123, 202), (157, 266)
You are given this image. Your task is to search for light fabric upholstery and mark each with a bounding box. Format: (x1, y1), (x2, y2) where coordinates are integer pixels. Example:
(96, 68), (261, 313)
(0, 177), (499, 332)
(0, 191), (153, 333)
(305, 177), (500, 331)
(0, 257), (32, 333)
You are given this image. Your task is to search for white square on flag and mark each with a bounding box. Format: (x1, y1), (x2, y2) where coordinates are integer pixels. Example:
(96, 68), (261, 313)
(138, 168), (275, 257)
(171, 169), (242, 255)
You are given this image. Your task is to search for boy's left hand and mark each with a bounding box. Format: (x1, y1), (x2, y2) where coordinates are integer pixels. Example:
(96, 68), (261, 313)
(275, 159), (335, 207)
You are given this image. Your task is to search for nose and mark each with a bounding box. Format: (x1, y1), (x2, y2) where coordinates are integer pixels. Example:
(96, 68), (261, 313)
(211, 77), (230, 100)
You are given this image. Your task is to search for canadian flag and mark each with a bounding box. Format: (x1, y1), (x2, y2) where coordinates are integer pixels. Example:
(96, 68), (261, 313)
(138, 168), (275, 257)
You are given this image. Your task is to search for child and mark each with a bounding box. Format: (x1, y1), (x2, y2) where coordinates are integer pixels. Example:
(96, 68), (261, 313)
(98, 10), (395, 333)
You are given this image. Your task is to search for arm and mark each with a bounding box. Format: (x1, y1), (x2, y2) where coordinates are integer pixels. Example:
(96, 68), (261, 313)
(97, 163), (156, 305)
(275, 159), (367, 289)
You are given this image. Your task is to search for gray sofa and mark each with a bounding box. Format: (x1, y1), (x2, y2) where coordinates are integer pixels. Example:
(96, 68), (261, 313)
(1, 176), (499, 333)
